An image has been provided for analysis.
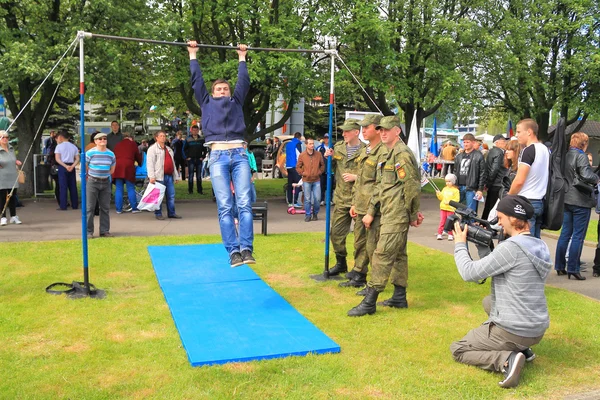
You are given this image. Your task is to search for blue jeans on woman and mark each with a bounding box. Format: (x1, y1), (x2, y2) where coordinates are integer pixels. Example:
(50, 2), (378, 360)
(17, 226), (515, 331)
(209, 148), (254, 256)
(302, 181), (321, 216)
(115, 178), (139, 212)
(555, 204), (591, 273)
(155, 174), (176, 217)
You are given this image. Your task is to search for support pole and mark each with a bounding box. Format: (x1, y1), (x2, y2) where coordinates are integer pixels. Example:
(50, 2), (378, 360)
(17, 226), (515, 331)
(79, 32), (90, 293)
(46, 32), (105, 299)
(310, 51), (343, 282)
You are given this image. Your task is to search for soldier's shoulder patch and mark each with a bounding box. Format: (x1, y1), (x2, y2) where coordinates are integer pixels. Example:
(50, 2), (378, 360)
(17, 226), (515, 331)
(395, 163), (405, 178)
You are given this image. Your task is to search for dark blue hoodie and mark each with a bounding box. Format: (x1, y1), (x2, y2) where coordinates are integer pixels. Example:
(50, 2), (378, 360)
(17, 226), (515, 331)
(190, 60), (250, 142)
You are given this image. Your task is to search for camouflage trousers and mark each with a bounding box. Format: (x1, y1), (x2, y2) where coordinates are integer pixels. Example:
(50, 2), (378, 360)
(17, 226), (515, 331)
(351, 214), (381, 274)
(368, 224), (409, 292)
(330, 204), (352, 258)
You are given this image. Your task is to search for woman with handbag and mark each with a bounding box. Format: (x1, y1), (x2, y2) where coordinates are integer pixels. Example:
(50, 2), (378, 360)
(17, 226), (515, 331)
(555, 132), (599, 280)
(0, 130), (23, 225)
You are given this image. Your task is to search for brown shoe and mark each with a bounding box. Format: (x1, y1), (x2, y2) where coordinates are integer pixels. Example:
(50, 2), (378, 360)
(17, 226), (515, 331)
(156, 215), (165, 220)
(100, 232), (114, 238)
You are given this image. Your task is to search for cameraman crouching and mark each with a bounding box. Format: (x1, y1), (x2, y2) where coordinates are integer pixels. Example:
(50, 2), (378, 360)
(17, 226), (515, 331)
(450, 195), (552, 388)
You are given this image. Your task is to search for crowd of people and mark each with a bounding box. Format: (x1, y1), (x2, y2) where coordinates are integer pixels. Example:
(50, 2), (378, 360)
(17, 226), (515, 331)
(432, 120), (599, 282)
(3, 41), (598, 389)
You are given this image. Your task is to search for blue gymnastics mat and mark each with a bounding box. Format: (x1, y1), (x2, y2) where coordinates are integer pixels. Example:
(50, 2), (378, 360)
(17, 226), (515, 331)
(148, 244), (340, 366)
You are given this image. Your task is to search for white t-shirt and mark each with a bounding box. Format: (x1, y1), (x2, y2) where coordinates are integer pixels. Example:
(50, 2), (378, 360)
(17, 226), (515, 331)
(55, 141), (79, 164)
(518, 142), (549, 200)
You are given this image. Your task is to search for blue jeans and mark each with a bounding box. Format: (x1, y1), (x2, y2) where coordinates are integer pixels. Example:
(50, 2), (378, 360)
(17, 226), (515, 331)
(303, 181), (321, 216)
(188, 159), (203, 193)
(209, 148), (254, 256)
(459, 186), (478, 213)
(555, 204), (591, 273)
(527, 199), (544, 239)
(155, 174), (176, 217)
(115, 178), (139, 212)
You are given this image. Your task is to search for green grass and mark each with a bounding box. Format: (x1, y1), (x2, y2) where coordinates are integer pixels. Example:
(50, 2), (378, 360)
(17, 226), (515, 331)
(39, 178), (289, 201)
(173, 177), (287, 201)
(1, 233), (599, 399)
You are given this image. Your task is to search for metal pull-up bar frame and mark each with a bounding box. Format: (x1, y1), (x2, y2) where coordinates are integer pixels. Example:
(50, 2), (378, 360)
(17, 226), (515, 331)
(72, 31), (339, 297)
(80, 32), (337, 54)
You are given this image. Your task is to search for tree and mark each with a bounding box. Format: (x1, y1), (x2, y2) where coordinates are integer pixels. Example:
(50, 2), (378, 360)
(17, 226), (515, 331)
(472, 0), (600, 140)
(0, 0), (159, 195)
(153, 0), (327, 142)
(316, 0), (481, 143)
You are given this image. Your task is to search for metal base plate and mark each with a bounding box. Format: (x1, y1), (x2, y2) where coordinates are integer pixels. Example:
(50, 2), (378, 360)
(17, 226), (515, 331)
(309, 273), (345, 282)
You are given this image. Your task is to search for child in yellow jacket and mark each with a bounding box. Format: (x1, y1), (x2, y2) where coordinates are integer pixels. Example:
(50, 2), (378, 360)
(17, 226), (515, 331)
(436, 173), (460, 241)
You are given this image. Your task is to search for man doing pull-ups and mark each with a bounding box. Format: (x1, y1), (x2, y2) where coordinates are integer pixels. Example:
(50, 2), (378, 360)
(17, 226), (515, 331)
(187, 41), (255, 268)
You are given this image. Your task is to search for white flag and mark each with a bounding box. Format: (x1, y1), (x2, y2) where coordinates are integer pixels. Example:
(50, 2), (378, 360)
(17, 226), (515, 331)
(407, 110), (420, 163)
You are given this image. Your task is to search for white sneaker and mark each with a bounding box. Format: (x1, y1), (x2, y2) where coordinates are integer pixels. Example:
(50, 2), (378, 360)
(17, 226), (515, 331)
(448, 235), (454, 241)
(436, 234), (443, 240)
(10, 216), (21, 225)
(0, 217), (6, 226)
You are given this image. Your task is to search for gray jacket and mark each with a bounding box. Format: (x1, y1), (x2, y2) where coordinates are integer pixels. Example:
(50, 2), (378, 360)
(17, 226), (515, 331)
(564, 148), (598, 208)
(147, 142), (180, 182)
(0, 145), (19, 190)
(454, 234), (552, 337)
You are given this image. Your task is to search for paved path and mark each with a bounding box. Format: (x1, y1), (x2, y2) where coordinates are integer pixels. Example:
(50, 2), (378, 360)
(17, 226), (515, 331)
(2, 195), (599, 301)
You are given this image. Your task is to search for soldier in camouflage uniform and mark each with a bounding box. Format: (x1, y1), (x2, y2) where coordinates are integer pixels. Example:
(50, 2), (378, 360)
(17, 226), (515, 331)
(324, 118), (366, 276)
(340, 114), (387, 288)
(348, 115), (424, 317)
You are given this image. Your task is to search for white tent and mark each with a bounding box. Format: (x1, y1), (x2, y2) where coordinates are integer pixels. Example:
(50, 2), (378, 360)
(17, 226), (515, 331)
(474, 133), (495, 145)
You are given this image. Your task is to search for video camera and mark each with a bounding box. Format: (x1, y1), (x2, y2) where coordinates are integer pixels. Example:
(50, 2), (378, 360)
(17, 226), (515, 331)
(444, 201), (499, 247)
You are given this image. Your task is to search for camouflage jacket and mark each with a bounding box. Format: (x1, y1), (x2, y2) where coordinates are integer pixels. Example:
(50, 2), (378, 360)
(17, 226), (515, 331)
(368, 140), (420, 231)
(331, 140), (366, 206)
(351, 141), (388, 215)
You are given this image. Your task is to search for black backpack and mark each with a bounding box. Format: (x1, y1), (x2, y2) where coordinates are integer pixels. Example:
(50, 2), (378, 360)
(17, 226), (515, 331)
(542, 117), (568, 230)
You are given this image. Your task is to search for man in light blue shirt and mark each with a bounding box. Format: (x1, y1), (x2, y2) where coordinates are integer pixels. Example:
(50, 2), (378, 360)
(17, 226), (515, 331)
(86, 132), (116, 238)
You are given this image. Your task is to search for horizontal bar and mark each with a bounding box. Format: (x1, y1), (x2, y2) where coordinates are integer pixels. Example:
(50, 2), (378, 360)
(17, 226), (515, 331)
(82, 32), (334, 54)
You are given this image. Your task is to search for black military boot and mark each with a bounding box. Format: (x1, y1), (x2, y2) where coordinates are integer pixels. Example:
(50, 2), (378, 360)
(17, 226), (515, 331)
(338, 272), (367, 288)
(345, 270), (360, 280)
(378, 285), (408, 308)
(347, 287), (379, 316)
(356, 287), (368, 296)
(328, 255), (348, 276)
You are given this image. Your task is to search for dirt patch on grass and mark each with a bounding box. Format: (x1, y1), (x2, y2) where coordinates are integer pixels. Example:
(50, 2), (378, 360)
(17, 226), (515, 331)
(17, 333), (60, 356)
(321, 285), (352, 304)
(138, 330), (167, 340)
(132, 387), (156, 399)
(106, 271), (136, 279)
(109, 333), (127, 343)
(265, 273), (306, 288)
(62, 342), (91, 353)
(222, 362), (257, 373)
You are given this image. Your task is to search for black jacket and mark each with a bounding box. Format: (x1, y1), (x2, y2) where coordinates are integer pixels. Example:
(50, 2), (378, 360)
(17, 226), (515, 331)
(564, 148), (598, 208)
(454, 149), (487, 191)
(486, 146), (507, 188)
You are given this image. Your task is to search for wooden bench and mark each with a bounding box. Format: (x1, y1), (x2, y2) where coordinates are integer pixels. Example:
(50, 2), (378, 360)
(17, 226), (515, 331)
(252, 201), (268, 236)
